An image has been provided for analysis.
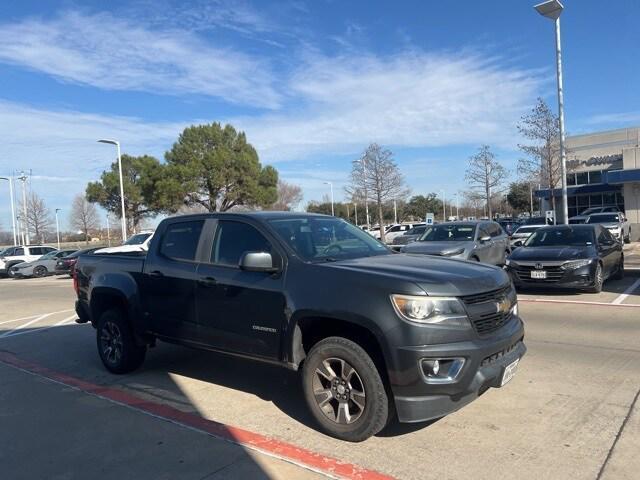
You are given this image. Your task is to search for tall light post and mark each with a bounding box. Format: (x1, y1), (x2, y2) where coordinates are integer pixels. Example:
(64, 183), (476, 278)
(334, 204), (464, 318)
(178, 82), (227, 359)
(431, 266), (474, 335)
(98, 139), (127, 241)
(453, 192), (460, 220)
(535, 0), (569, 224)
(55, 208), (61, 250)
(17, 172), (29, 245)
(0, 176), (17, 245)
(439, 189), (446, 222)
(323, 181), (334, 216)
(361, 154), (370, 228)
(354, 202), (358, 226)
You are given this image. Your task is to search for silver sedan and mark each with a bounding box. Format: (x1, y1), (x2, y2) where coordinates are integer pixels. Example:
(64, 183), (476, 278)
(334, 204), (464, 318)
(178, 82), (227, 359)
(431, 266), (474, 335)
(400, 221), (510, 265)
(10, 249), (77, 278)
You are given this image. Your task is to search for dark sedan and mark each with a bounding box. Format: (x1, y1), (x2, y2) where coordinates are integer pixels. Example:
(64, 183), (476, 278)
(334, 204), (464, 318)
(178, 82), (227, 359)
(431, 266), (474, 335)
(506, 225), (623, 293)
(55, 247), (103, 276)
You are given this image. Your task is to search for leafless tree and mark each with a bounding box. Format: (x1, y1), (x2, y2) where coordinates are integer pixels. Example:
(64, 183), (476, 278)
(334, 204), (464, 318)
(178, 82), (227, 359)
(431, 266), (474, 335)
(346, 143), (409, 242)
(270, 180), (303, 211)
(465, 145), (509, 219)
(23, 192), (53, 244)
(69, 194), (100, 244)
(517, 98), (563, 218)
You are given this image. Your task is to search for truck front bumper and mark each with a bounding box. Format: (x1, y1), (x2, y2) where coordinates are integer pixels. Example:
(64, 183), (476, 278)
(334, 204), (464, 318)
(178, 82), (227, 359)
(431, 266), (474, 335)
(391, 317), (526, 423)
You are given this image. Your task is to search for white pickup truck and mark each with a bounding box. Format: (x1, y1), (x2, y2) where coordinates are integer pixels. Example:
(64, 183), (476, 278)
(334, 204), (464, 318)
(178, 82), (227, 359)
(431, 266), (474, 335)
(586, 212), (631, 243)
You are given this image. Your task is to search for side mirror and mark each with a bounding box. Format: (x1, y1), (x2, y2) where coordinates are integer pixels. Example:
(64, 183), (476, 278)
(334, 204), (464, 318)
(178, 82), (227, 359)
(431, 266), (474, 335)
(239, 251), (278, 272)
(479, 235), (491, 243)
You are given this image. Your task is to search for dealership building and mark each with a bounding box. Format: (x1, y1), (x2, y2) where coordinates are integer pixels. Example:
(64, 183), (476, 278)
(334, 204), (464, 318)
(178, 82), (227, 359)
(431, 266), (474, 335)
(536, 126), (640, 239)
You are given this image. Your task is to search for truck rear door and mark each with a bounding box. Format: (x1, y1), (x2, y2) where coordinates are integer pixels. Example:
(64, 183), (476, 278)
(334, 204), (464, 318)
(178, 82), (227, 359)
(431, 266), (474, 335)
(140, 219), (205, 341)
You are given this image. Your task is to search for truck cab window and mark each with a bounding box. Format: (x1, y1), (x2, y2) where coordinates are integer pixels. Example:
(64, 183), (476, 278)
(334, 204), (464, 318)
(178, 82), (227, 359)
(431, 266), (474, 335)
(159, 220), (204, 261)
(212, 221), (272, 266)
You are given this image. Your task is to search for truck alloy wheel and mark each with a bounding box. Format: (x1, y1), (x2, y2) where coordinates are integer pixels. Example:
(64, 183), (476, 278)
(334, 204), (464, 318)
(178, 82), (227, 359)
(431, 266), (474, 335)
(302, 336), (389, 442)
(96, 309), (146, 374)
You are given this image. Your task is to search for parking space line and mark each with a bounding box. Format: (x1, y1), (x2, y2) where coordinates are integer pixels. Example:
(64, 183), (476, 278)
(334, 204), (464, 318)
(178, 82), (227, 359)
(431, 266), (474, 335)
(519, 298), (640, 308)
(0, 351), (394, 480)
(0, 313), (54, 338)
(0, 315), (78, 339)
(0, 309), (74, 326)
(611, 278), (640, 305)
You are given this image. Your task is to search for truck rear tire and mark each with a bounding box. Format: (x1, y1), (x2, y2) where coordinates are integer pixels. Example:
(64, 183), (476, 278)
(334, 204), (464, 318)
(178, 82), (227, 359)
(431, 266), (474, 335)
(97, 309), (146, 374)
(302, 336), (389, 442)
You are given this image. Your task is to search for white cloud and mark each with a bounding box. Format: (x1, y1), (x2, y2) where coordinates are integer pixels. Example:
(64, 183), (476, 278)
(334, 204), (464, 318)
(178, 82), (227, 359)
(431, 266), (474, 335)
(232, 52), (545, 161)
(0, 11), (281, 108)
(586, 111), (640, 126)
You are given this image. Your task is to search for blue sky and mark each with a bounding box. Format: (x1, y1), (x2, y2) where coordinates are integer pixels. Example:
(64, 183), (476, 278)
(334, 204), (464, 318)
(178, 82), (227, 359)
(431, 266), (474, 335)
(0, 0), (639, 230)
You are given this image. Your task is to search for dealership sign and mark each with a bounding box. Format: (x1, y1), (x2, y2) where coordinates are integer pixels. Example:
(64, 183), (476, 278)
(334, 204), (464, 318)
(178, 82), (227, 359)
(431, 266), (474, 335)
(567, 154), (622, 169)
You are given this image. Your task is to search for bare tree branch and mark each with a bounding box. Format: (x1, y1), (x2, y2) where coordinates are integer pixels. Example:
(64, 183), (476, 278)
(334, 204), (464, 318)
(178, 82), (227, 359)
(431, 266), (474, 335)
(464, 145), (509, 218)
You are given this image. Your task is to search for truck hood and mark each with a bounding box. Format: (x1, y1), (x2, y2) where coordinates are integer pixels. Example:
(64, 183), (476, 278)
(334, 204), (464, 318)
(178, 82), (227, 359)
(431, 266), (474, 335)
(401, 241), (470, 256)
(510, 245), (594, 262)
(326, 254), (509, 296)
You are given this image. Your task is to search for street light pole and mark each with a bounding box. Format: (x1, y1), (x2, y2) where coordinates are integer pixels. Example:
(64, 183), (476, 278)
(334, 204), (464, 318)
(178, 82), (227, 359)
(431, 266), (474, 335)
(323, 181), (334, 216)
(55, 208), (61, 250)
(0, 176), (17, 245)
(17, 172), (29, 245)
(98, 139), (127, 241)
(440, 189), (446, 222)
(535, 0), (569, 224)
(354, 203), (358, 226)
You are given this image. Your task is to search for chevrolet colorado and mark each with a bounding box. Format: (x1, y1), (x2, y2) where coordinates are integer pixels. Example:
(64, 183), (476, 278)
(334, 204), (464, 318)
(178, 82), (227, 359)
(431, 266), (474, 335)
(74, 212), (525, 441)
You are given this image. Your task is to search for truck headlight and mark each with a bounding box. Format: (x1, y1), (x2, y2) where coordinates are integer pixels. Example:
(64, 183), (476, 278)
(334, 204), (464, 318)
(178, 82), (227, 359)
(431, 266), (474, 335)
(443, 248), (465, 257)
(391, 294), (468, 326)
(562, 259), (593, 270)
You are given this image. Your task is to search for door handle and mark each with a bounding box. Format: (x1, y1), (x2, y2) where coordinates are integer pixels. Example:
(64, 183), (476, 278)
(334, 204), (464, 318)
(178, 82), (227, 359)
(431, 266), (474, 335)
(198, 276), (217, 287)
(149, 270), (164, 278)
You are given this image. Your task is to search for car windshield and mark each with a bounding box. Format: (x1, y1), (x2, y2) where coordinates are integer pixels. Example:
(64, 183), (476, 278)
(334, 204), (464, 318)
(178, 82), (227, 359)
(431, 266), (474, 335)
(269, 217), (389, 262)
(587, 214), (620, 223)
(419, 224), (476, 242)
(525, 227), (595, 247)
(408, 226), (426, 235)
(39, 251), (59, 260)
(124, 233), (152, 245)
(523, 217), (547, 225)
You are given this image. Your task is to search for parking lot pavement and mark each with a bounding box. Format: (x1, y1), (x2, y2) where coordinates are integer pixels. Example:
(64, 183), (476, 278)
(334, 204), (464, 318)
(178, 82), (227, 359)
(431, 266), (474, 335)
(1, 273), (639, 479)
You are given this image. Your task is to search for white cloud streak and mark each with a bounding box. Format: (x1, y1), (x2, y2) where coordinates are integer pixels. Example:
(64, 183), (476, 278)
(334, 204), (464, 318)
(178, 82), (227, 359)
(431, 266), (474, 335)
(0, 11), (281, 108)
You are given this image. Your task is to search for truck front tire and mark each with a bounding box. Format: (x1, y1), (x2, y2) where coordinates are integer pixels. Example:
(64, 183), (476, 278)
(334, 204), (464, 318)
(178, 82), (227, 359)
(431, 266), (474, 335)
(302, 336), (389, 442)
(97, 309), (146, 374)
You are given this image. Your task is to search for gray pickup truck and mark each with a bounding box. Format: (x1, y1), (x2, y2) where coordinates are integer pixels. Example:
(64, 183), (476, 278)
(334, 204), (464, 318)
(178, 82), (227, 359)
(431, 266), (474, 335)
(74, 212), (525, 442)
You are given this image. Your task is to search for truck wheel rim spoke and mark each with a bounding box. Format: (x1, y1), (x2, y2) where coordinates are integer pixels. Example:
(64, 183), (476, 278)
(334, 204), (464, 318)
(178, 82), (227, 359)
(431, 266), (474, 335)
(312, 357), (366, 425)
(101, 322), (123, 364)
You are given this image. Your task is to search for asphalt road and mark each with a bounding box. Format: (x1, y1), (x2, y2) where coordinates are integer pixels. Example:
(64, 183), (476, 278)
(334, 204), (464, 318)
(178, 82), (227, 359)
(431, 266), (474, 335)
(0, 267), (639, 480)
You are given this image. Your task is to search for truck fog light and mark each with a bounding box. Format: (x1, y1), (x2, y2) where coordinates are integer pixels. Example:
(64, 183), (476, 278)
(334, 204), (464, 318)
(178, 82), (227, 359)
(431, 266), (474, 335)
(421, 358), (465, 383)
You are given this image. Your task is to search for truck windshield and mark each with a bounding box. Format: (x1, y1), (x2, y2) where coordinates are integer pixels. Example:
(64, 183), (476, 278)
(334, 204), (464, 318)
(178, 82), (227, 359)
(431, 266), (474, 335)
(269, 217), (389, 262)
(418, 224), (476, 242)
(586, 214), (620, 223)
(525, 227), (595, 247)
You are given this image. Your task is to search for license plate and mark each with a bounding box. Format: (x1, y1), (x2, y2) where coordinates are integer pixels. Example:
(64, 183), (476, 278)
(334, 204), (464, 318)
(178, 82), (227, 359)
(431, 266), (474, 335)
(501, 359), (520, 386)
(530, 270), (546, 279)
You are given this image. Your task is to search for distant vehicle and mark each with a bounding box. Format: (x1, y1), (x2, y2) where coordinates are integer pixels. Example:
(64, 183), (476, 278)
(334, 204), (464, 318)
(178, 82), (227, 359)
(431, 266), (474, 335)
(522, 216), (551, 226)
(384, 223), (425, 244)
(94, 231), (154, 255)
(401, 221), (510, 265)
(10, 249), (77, 278)
(497, 219), (521, 236)
(585, 212), (631, 243)
(75, 212), (525, 442)
(510, 225), (545, 247)
(55, 247), (104, 276)
(0, 245), (58, 277)
(506, 224), (623, 293)
(390, 225), (427, 251)
(569, 206), (621, 225)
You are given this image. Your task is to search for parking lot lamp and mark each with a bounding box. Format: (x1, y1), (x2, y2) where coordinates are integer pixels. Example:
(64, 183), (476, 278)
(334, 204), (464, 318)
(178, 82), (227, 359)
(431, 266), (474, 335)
(55, 208), (61, 250)
(323, 181), (334, 216)
(0, 176), (17, 245)
(98, 139), (127, 241)
(17, 172), (29, 245)
(535, 0), (569, 224)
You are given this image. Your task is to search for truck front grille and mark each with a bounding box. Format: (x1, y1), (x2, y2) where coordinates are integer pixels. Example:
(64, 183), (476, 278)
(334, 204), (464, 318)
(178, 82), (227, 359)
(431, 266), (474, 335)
(460, 286), (516, 336)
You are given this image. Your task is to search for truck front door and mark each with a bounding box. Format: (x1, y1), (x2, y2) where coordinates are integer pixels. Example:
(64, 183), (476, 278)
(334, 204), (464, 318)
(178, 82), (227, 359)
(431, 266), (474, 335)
(195, 219), (286, 359)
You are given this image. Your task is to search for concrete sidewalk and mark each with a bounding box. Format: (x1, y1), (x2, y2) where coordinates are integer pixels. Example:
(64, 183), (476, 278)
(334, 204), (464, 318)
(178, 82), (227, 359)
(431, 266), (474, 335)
(0, 363), (330, 480)
(600, 389), (640, 480)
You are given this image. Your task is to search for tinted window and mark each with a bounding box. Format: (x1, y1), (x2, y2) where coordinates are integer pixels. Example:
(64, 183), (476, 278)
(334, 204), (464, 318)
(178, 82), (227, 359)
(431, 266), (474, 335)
(159, 221), (203, 261)
(489, 223), (503, 237)
(212, 221), (272, 266)
(598, 228), (615, 244)
(124, 233), (152, 245)
(589, 170), (602, 184)
(514, 226), (541, 234)
(29, 247), (45, 255)
(408, 226), (426, 235)
(14, 248), (24, 256)
(525, 227), (595, 247)
(420, 224), (476, 242)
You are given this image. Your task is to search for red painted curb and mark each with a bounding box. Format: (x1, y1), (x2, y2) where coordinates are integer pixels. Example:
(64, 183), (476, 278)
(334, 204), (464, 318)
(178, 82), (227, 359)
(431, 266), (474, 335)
(0, 351), (394, 480)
